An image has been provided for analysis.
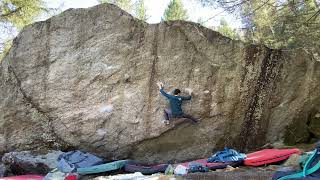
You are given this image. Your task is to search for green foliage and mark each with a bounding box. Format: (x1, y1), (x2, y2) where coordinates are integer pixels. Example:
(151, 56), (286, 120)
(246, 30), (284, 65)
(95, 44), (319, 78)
(135, 0), (147, 21)
(241, 0), (278, 46)
(199, 0), (320, 49)
(98, 0), (113, 3)
(243, 0), (320, 48)
(0, 0), (48, 60)
(0, 0), (45, 29)
(0, 40), (12, 62)
(163, 0), (188, 21)
(117, 0), (132, 12)
(216, 18), (239, 40)
(99, 0), (147, 20)
(98, 0), (132, 12)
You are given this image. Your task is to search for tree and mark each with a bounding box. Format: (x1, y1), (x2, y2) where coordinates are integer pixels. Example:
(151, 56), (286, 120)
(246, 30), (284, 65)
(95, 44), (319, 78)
(98, 0), (113, 3)
(98, 0), (132, 13)
(0, 0), (48, 61)
(98, 0), (146, 21)
(1, 0), (45, 29)
(117, 0), (132, 12)
(244, 0), (320, 48)
(216, 18), (239, 40)
(198, 0), (320, 49)
(163, 0), (188, 21)
(135, 0), (147, 21)
(240, 0), (279, 46)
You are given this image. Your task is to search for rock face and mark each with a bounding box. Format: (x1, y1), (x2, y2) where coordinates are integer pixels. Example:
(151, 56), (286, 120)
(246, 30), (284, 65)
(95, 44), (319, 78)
(0, 4), (319, 163)
(308, 112), (320, 139)
(2, 151), (62, 175)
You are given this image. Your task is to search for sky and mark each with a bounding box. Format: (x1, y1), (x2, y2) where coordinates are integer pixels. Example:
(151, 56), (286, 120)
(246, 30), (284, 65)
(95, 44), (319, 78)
(1, 0), (242, 50)
(42, 0), (242, 28)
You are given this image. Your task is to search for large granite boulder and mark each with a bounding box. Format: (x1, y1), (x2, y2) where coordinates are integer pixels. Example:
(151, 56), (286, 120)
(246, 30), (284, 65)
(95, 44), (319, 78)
(0, 3), (319, 163)
(308, 112), (320, 139)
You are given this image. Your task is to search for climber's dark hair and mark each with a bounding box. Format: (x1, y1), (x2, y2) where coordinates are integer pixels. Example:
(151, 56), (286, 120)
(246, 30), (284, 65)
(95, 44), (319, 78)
(173, 89), (181, 95)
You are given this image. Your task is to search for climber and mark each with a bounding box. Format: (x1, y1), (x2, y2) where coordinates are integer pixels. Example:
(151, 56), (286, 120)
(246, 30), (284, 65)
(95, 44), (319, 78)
(156, 82), (199, 125)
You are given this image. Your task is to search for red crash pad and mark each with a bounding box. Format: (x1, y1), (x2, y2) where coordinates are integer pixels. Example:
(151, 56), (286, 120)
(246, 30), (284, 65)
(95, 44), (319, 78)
(244, 148), (301, 166)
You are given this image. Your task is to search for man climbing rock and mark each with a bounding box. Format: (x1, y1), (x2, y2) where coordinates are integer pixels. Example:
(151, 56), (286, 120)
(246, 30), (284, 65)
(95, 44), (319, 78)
(157, 82), (199, 125)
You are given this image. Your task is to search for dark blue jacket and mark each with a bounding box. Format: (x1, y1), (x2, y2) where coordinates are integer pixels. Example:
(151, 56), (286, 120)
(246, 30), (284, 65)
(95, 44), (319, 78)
(160, 88), (191, 116)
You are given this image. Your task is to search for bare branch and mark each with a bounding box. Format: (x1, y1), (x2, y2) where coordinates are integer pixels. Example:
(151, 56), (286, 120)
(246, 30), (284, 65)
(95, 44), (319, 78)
(307, 9), (320, 22)
(248, 0), (271, 16)
(0, 7), (22, 18)
(202, 9), (227, 23)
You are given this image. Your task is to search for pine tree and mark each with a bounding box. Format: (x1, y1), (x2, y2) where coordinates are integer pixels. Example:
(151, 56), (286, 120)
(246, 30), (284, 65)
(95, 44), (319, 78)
(98, 0), (112, 3)
(1, 0), (45, 29)
(0, 0), (47, 61)
(117, 0), (132, 12)
(98, 0), (132, 13)
(217, 18), (239, 40)
(199, 0), (320, 49)
(135, 0), (147, 21)
(240, 0), (278, 46)
(163, 0), (188, 21)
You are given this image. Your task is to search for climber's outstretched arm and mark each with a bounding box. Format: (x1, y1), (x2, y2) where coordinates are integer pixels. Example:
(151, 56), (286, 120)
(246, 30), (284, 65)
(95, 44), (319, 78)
(157, 82), (174, 99)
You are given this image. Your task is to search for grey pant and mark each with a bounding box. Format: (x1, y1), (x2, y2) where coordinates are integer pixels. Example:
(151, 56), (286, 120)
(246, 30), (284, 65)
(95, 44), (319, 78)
(164, 108), (198, 123)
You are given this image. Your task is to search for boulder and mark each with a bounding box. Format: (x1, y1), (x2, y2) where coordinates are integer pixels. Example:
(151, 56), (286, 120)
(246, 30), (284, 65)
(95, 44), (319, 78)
(309, 112), (320, 138)
(283, 154), (301, 170)
(0, 3), (319, 163)
(0, 163), (6, 177)
(2, 151), (62, 175)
